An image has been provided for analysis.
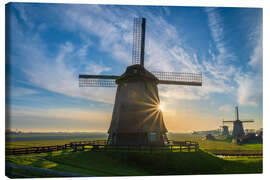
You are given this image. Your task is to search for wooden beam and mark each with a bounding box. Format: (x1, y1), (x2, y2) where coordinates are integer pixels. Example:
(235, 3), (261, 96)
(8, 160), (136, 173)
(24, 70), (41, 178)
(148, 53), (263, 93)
(79, 74), (120, 79)
(158, 80), (202, 86)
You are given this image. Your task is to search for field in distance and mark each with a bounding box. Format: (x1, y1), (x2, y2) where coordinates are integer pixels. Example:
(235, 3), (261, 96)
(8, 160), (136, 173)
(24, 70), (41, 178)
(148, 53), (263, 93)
(6, 132), (262, 151)
(167, 133), (262, 151)
(5, 132), (107, 148)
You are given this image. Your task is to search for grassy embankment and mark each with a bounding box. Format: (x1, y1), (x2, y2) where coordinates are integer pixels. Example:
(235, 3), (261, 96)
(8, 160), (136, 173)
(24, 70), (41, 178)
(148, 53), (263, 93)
(6, 149), (262, 178)
(5, 133), (263, 177)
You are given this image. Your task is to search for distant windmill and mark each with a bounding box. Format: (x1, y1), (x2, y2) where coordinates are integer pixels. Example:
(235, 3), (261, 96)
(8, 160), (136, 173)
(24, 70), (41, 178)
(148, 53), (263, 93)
(223, 106), (254, 138)
(79, 18), (202, 146)
(220, 125), (229, 136)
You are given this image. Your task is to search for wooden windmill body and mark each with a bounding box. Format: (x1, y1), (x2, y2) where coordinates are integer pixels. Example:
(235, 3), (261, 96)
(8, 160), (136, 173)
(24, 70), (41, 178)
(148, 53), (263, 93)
(79, 18), (202, 146)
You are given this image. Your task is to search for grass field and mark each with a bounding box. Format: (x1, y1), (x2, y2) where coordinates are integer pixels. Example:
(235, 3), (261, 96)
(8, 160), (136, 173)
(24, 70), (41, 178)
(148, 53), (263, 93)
(5, 132), (107, 148)
(5, 133), (263, 177)
(167, 133), (262, 151)
(6, 149), (262, 177)
(6, 133), (263, 151)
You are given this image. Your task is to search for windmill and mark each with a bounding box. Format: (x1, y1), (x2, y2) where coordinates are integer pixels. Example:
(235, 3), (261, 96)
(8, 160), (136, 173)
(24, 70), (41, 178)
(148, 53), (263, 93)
(79, 18), (202, 146)
(223, 106), (254, 138)
(220, 124), (229, 136)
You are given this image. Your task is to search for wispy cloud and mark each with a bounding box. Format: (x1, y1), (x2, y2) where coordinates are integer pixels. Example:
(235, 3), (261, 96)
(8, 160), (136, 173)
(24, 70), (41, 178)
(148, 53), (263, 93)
(9, 12), (116, 104)
(218, 104), (232, 112)
(235, 20), (262, 107)
(9, 4), (262, 111)
(205, 7), (236, 63)
(203, 7), (262, 108)
(8, 87), (39, 98)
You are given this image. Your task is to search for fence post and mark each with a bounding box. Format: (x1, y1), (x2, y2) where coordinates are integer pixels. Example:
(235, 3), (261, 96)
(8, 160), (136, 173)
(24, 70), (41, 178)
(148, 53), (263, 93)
(82, 145), (85, 151)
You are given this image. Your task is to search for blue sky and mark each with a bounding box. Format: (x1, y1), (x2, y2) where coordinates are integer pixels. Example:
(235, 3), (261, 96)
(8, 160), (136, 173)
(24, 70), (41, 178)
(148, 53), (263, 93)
(6, 3), (262, 132)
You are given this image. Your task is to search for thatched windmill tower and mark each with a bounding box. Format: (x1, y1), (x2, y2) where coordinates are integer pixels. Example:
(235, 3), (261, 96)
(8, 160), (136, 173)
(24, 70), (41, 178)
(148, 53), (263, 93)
(79, 18), (202, 146)
(223, 106), (254, 138)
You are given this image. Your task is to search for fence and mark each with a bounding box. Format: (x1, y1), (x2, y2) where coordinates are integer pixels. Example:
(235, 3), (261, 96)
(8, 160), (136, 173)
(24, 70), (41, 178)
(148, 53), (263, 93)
(6, 140), (199, 155)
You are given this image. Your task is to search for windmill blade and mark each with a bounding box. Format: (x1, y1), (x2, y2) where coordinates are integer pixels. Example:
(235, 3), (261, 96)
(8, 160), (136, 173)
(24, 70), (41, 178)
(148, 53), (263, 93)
(79, 74), (120, 87)
(132, 18), (146, 66)
(240, 119), (254, 121)
(241, 120), (255, 123)
(151, 71), (202, 86)
(223, 119), (254, 123)
(222, 121), (235, 123)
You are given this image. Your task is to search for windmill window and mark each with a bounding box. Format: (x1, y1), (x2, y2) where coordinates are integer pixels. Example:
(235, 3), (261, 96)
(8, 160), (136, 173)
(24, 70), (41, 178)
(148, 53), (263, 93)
(149, 132), (157, 142)
(133, 69), (138, 74)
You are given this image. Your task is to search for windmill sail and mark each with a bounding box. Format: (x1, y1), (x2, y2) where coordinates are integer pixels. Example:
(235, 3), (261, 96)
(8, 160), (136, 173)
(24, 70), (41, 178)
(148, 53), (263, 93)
(132, 18), (146, 66)
(79, 75), (120, 87)
(151, 71), (202, 86)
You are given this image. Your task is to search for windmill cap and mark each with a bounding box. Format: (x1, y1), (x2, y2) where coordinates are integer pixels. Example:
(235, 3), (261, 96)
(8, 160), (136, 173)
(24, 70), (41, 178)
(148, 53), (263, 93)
(116, 64), (158, 84)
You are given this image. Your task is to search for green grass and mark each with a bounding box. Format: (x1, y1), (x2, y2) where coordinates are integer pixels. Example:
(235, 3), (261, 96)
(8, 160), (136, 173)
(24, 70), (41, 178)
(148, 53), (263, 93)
(6, 150), (262, 177)
(6, 134), (263, 151)
(6, 133), (263, 177)
(6, 137), (106, 148)
(168, 134), (262, 151)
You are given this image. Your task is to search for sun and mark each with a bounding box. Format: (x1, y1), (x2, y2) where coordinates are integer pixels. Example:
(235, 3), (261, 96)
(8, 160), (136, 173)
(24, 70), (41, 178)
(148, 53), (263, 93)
(158, 104), (164, 111)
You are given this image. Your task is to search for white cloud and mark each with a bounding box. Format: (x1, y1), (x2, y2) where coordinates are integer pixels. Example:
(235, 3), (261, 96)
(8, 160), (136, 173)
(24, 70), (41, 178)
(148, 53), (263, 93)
(205, 7), (236, 63)
(24, 41), (116, 104)
(203, 7), (262, 108)
(248, 27), (263, 72)
(10, 25), (116, 104)
(159, 86), (202, 101)
(55, 5), (239, 102)
(13, 3), (34, 28)
(218, 104), (232, 112)
(60, 5), (134, 64)
(8, 87), (39, 98)
(85, 62), (111, 75)
(235, 23), (262, 107)
(235, 73), (262, 107)
(10, 4), (262, 108)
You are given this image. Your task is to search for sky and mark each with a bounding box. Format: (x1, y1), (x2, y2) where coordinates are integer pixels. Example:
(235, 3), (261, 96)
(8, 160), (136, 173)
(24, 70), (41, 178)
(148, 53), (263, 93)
(5, 3), (263, 133)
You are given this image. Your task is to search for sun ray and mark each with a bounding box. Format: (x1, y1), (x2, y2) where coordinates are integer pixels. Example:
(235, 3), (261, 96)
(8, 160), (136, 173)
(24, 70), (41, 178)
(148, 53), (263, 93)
(158, 104), (164, 111)
(150, 83), (160, 104)
(138, 109), (159, 127)
(150, 110), (161, 131)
